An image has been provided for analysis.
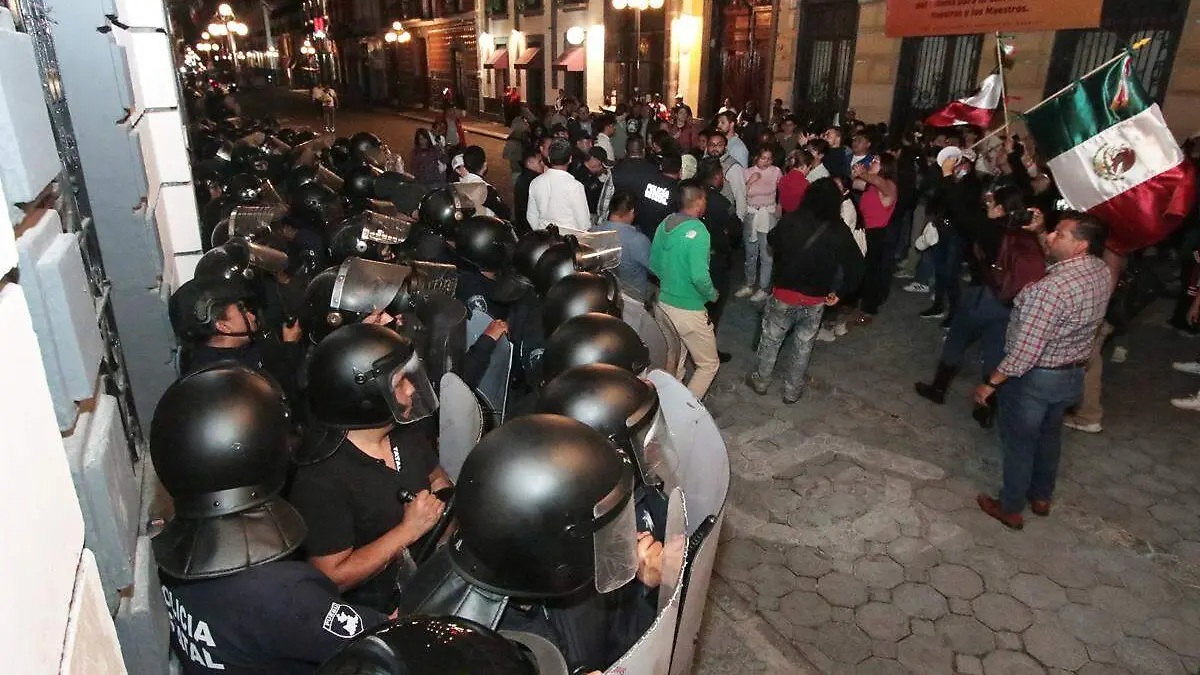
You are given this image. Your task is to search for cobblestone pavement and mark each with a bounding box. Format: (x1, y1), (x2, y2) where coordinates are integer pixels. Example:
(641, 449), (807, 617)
(232, 89), (1200, 673)
(693, 289), (1200, 675)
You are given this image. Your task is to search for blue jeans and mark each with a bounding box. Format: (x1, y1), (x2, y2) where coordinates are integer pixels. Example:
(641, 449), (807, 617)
(941, 286), (1011, 379)
(743, 215), (773, 288)
(997, 367), (1085, 514)
(753, 297), (825, 396)
(932, 231), (965, 311)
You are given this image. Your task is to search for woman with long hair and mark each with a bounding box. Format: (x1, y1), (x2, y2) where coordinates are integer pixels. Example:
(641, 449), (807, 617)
(848, 153), (899, 323)
(410, 128), (447, 189)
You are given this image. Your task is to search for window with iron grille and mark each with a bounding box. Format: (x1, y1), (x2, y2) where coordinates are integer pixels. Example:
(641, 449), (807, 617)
(793, 0), (859, 128)
(1043, 0), (1188, 104)
(889, 35), (984, 132)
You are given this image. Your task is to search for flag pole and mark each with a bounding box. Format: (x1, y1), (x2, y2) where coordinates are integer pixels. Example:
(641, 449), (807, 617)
(1023, 37), (1153, 116)
(995, 32), (1010, 131)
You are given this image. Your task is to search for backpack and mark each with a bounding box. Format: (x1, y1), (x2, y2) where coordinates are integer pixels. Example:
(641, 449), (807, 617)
(986, 229), (1046, 305)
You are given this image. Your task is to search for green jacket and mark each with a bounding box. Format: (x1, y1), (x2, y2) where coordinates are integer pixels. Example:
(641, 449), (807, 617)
(649, 213), (718, 311)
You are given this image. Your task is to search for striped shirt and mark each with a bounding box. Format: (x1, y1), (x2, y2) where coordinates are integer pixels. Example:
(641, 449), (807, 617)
(997, 254), (1113, 378)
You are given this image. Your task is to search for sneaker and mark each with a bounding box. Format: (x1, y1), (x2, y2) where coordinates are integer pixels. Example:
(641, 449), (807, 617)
(734, 285), (755, 299)
(920, 305), (947, 319)
(1110, 345), (1127, 364)
(781, 388), (804, 404)
(902, 281), (931, 294)
(816, 328), (837, 342)
(1170, 390), (1200, 410)
(749, 289), (770, 303)
(1063, 416), (1103, 433)
(832, 322), (849, 337)
(1172, 361), (1200, 376)
(894, 269), (916, 280)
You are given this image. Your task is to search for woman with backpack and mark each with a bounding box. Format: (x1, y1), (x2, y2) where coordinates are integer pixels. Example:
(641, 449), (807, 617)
(913, 179), (1046, 428)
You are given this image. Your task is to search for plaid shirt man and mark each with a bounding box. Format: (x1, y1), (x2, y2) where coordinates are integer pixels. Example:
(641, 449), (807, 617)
(998, 254), (1113, 378)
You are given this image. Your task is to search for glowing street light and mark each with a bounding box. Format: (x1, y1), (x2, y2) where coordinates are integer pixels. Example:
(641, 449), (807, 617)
(383, 23), (412, 44)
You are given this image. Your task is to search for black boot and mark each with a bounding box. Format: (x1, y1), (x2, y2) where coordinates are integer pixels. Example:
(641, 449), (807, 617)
(914, 362), (958, 405)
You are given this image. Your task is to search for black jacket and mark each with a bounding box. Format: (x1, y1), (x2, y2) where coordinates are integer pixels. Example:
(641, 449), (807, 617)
(513, 168), (539, 235)
(702, 188), (735, 277)
(768, 211), (865, 298)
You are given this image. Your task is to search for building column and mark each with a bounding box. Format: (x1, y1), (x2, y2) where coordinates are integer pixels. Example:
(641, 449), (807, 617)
(847, 0), (900, 125)
(669, 0), (703, 109)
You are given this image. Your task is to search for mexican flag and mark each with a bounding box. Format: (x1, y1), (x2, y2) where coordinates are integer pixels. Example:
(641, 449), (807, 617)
(1023, 55), (1195, 254)
(926, 73), (1004, 128)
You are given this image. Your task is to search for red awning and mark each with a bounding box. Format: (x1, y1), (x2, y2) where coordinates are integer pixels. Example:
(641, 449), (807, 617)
(553, 47), (585, 72)
(484, 48), (509, 70)
(514, 46), (543, 70)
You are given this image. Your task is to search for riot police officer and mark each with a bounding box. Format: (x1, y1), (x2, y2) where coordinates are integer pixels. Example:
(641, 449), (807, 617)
(290, 324), (453, 614)
(151, 364), (388, 673)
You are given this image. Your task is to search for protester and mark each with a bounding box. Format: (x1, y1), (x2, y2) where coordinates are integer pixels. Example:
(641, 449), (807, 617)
(716, 111), (749, 168)
(513, 147), (545, 236)
(779, 148), (815, 215)
(848, 155), (898, 324)
(650, 181), (720, 398)
(527, 138), (591, 232)
(593, 191), (653, 298)
(737, 146), (783, 303)
(410, 128), (446, 189)
(746, 179), (865, 404)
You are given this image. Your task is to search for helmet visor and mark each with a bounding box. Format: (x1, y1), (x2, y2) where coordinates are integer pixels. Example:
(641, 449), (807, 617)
(382, 351), (439, 424)
(635, 407), (682, 495)
(330, 257), (412, 314)
(592, 478), (638, 594)
(316, 164), (345, 192)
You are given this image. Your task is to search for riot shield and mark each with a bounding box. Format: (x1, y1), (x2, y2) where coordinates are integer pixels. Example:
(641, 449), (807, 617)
(329, 257), (412, 315)
(291, 136), (333, 166)
(316, 164), (345, 192)
(227, 204), (287, 241)
(228, 237), (289, 275)
(606, 488), (688, 675)
(622, 294), (683, 376)
(574, 230), (622, 272)
(408, 261), (460, 299)
(258, 179), (287, 205)
(353, 210), (413, 246)
(641, 370), (729, 675)
(414, 294), (468, 383)
(438, 372), (483, 484)
(467, 310), (514, 427)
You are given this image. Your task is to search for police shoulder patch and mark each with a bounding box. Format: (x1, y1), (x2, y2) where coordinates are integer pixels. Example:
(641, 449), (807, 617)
(685, 230), (698, 239)
(322, 602), (364, 639)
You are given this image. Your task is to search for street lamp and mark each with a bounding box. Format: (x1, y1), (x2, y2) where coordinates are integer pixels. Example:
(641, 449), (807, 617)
(611, 0), (662, 100)
(208, 5), (249, 80)
(383, 21), (412, 44)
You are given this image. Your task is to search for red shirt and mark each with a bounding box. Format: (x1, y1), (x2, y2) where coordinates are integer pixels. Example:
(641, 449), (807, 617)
(773, 288), (826, 306)
(778, 171), (810, 214)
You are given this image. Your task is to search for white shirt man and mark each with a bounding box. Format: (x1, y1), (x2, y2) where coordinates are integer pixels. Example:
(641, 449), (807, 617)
(526, 139), (592, 233)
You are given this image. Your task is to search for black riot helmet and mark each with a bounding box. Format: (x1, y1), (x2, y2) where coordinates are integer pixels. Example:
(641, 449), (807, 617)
(417, 188), (461, 233)
(343, 163), (381, 201)
(168, 275), (258, 340)
(541, 313), (650, 384)
(286, 164), (321, 195)
(315, 616), (567, 675)
(530, 241), (582, 296)
(450, 414), (638, 598)
(541, 272), (622, 338)
(512, 228), (562, 281)
(303, 266), (358, 344)
(226, 172), (265, 202)
(290, 182), (346, 231)
(305, 323), (439, 429)
(149, 364), (305, 580)
(455, 215), (517, 273)
(349, 131), (386, 166)
(537, 364), (657, 446)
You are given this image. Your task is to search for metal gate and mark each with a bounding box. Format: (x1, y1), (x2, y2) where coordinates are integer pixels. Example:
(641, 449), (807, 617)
(1044, 0), (1189, 104)
(891, 34), (984, 132)
(793, 0), (859, 129)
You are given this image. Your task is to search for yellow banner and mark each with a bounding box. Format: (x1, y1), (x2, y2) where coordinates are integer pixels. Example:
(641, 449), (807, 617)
(886, 0), (1103, 37)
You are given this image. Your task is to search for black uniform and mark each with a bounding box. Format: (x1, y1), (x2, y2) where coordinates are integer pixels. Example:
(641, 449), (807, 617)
(162, 561), (387, 675)
(288, 420), (440, 612)
(610, 158), (659, 214)
(185, 339), (303, 412)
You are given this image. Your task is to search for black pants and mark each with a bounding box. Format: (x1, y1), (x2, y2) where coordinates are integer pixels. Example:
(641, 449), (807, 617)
(707, 268), (732, 327)
(860, 227), (896, 315)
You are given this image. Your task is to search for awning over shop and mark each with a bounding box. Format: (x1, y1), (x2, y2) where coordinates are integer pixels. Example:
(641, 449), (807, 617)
(553, 47), (585, 72)
(484, 48), (509, 70)
(514, 46), (543, 70)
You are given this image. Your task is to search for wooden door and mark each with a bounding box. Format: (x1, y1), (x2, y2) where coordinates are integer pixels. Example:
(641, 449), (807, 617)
(716, 1), (772, 114)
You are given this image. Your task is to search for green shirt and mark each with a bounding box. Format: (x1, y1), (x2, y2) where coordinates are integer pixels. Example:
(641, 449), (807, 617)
(649, 213), (718, 311)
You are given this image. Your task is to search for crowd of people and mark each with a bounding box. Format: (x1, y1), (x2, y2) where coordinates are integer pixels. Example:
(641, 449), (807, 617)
(158, 74), (1200, 674)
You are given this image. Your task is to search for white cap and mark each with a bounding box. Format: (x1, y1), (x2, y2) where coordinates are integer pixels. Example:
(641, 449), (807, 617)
(450, 154), (465, 170)
(936, 146), (964, 166)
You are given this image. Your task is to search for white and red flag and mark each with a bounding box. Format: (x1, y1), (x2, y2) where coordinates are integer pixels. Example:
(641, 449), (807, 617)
(925, 73), (1005, 128)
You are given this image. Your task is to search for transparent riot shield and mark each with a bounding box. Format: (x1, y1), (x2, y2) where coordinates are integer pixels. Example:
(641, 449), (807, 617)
(574, 230), (622, 272)
(227, 204), (287, 241)
(642, 370), (729, 675)
(291, 136), (333, 166)
(228, 237), (289, 275)
(466, 310), (513, 427)
(606, 487), (688, 675)
(316, 164), (345, 192)
(408, 261), (459, 299)
(353, 210), (413, 246)
(258, 179), (287, 205)
(621, 293), (683, 376)
(438, 372), (483, 483)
